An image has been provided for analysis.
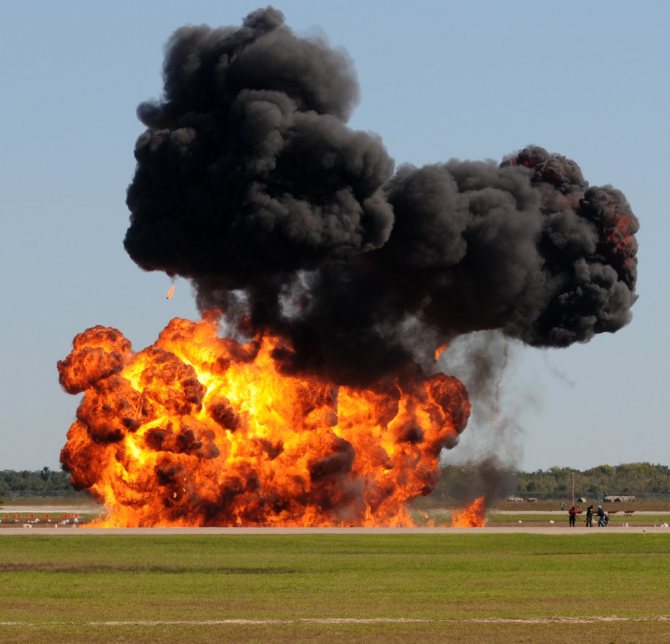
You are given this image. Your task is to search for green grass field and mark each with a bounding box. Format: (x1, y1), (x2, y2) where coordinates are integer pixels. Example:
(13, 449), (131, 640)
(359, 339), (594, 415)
(1, 534), (669, 642)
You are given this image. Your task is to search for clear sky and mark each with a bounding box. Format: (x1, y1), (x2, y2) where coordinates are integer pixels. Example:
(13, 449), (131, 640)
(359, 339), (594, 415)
(1, 0), (668, 472)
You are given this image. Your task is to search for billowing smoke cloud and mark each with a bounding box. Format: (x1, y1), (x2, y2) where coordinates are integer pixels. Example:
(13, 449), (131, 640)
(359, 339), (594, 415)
(439, 331), (524, 466)
(124, 7), (638, 386)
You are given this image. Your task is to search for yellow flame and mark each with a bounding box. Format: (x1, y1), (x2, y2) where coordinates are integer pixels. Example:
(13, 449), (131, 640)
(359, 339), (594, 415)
(434, 343), (448, 361)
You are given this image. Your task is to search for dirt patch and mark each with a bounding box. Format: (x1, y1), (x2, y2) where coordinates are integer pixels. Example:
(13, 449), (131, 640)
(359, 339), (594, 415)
(0, 562), (296, 574)
(1, 616), (669, 627)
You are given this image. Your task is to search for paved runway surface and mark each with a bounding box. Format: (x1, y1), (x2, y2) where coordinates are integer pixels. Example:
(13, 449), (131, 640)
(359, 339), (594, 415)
(1, 526), (668, 535)
(3, 504), (668, 535)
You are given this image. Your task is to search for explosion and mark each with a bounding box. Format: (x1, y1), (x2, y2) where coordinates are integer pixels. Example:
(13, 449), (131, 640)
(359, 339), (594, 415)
(58, 314), (470, 527)
(59, 7), (638, 527)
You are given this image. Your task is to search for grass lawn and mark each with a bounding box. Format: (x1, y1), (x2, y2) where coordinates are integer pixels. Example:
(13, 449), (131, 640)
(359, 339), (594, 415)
(1, 533), (669, 642)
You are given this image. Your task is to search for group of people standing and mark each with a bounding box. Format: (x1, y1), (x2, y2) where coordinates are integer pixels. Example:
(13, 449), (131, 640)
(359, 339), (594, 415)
(569, 504), (608, 527)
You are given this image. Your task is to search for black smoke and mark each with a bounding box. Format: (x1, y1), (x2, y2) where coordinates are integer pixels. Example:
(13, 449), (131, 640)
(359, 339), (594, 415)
(124, 7), (638, 386)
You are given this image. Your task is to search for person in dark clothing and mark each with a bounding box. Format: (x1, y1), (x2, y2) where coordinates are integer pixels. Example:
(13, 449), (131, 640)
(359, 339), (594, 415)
(596, 505), (607, 527)
(586, 504), (594, 527)
(569, 505), (577, 527)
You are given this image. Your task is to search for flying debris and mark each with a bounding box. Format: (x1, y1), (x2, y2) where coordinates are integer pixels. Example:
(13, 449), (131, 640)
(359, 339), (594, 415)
(434, 344), (449, 362)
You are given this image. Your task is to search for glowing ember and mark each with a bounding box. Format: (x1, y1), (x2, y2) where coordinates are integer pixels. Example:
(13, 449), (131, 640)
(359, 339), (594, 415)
(58, 313), (471, 527)
(166, 284), (175, 300)
(434, 343), (448, 361)
(451, 497), (486, 527)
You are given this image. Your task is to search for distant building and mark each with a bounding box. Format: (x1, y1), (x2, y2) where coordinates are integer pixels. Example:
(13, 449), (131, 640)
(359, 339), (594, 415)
(604, 495), (636, 503)
(506, 496), (524, 503)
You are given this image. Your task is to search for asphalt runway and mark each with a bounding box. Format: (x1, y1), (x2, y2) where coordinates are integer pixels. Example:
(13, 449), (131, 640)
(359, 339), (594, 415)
(1, 526), (669, 535)
(3, 504), (668, 535)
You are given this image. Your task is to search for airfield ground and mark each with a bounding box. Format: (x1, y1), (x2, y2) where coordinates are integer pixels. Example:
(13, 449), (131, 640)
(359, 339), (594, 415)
(2, 500), (670, 533)
(1, 528), (669, 642)
(1, 526), (670, 535)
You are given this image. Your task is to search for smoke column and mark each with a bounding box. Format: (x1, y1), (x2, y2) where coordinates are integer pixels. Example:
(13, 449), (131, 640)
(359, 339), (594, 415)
(124, 6), (638, 387)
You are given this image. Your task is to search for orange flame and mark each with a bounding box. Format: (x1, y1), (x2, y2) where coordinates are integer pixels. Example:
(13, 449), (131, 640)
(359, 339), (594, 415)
(434, 343), (448, 361)
(166, 284), (176, 300)
(607, 211), (637, 256)
(58, 314), (471, 527)
(451, 496), (486, 527)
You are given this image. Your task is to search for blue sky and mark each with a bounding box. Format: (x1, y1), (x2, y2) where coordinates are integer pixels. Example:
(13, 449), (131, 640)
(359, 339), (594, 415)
(1, 0), (668, 471)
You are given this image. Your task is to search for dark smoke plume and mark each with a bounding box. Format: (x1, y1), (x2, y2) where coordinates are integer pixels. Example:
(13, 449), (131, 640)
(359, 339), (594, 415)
(438, 458), (517, 507)
(124, 7), (638, 386)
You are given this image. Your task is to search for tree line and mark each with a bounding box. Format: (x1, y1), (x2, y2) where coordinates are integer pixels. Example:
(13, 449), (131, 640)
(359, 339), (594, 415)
(1, 462), (669, 501)
(514, 462), (670, 499)
(0, 468), (81, 498)
(418, 461), (670, 505)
